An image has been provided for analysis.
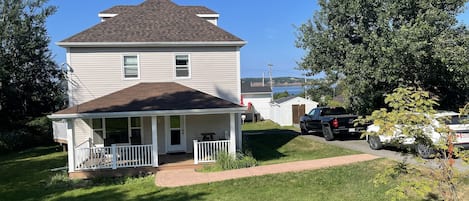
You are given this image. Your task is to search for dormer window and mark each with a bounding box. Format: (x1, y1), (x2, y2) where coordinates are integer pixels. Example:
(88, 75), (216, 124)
(175, 54), (190, 78)
(123, 55), (139, 79)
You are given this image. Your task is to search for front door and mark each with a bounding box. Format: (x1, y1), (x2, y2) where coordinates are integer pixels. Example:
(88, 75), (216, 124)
(165, 115), (186, 153)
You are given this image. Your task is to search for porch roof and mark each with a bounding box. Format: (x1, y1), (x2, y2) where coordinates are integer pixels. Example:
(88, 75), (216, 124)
(49, 82), (245, 119)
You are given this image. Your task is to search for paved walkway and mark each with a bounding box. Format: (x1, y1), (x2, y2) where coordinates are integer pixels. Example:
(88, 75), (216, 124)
(155, 154), (380, 187)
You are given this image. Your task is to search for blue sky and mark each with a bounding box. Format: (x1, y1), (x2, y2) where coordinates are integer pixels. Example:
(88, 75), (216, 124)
(46, 1), (469, 78)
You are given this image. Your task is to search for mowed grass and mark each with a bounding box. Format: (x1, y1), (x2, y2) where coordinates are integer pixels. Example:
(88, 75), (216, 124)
(243, 120), (360, 165)
(0, 146), (395, 201)
(4, 121), (461, 200)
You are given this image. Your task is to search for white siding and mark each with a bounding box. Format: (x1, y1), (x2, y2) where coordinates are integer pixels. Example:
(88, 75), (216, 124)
(242, 93), (272, 119)
(68, 47), (240, 105)
(74, 119), (91, 145)
(270, 97), (319, 126)
(185, 114), (230, 152)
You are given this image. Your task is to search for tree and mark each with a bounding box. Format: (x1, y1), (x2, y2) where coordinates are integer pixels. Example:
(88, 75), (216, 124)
(0, 0), (64, 128)
(358, 87), (466, 200)
(273, 90), (290, 100)
(0, 0), (65, 152)
(305, 73), (348, 106)
(296, 0), (469, 114)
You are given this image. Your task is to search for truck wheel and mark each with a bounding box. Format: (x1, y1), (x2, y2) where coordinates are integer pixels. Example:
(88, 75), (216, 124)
(322, 125), (334, 141)
(300, 128), (308, 135)
(368, 136), (383, 150)
(416, 143), (435, 159)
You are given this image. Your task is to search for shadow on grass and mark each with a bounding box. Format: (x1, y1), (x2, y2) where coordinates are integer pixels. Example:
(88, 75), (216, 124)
(49, 187), (208, 201)
(306, 131), (364, 141)
(244, 129), (298, 162)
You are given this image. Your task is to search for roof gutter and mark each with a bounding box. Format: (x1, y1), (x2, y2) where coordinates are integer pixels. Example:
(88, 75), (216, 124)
(56, 41), (247, 48)
(48, 107), (247, 120)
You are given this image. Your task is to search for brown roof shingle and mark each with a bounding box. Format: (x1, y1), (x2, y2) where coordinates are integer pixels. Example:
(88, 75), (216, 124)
(54, 82), (242, 115)
(60, 0), (243, 44)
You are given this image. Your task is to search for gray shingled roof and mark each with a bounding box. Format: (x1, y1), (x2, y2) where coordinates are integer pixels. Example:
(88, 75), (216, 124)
(100, 5), (136, 14)
(54, 82), (243, 115)
(59, 0), (244, 45)
(274, 96), (298, 104)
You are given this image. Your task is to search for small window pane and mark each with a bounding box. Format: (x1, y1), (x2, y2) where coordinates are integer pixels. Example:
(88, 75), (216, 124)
(176, 55), (188, 65)
(131, 117), (141, 127)
(92, 119), (102, 129)
(171, 130), (181, 145)
(170, 116), (180, 128)
(124, 68), (138, 77)
(124, 56), (138, 66)
(176, 69), (189, 77)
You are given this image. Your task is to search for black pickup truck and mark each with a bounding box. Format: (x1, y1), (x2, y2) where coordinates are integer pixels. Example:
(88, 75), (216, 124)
(299, 107), (365, 141)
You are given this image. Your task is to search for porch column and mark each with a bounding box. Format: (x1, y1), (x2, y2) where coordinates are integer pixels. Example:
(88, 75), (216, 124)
(236, 113), (242, 151)
(66, 119), (75, 173)
(151, 116), (158, 167)
(229, 113), (236, 155)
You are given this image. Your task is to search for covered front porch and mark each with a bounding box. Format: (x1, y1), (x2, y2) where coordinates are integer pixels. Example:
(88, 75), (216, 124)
(66, 114), (239, 172)
(49, 82), (245, 174)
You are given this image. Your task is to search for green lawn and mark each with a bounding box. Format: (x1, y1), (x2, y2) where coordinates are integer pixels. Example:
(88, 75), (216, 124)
(0, 121), (416, 200)
(0, 146), (396, 201)
(243, 120), (360, 165)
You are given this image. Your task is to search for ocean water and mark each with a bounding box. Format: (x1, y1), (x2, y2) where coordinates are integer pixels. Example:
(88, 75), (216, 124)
(272, 85), (306, 95)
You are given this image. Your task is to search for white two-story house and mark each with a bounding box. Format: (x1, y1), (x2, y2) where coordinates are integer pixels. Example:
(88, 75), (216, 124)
(48, 0), (246, 177)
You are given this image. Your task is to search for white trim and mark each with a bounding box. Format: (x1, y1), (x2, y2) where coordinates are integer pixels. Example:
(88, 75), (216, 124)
(122, 54), (140, 80)
(196, 14), (219, 18)
(174, 53), (191, 79)
(229, 113), (236, 154)
(236, 47), (241, 103)
(49, 107), (247, 119)
(56, 41), (247, 48)
(98, 13), (118, 18)
(66, 120), (75, 172)
(66, 48), (74, 107)
(151, 116), (158, 167)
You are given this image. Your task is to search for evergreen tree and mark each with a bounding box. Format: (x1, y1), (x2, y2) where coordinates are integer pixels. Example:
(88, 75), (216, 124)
(0, 0), (64, 128)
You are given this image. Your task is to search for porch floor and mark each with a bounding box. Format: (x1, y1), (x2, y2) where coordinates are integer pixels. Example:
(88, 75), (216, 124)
(158, 153), (203, 171)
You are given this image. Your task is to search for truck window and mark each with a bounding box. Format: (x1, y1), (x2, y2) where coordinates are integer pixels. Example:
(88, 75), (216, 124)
(308, 109), (318, 116)
(321, 108), (347, 116)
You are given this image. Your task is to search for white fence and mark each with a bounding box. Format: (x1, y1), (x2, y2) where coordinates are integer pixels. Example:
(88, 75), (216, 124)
(75, 144), (153, 170)
(193, 140), (230, 164)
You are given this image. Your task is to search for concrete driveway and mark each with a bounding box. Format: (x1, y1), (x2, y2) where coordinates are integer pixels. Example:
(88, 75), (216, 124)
(301, 132), (469, 172)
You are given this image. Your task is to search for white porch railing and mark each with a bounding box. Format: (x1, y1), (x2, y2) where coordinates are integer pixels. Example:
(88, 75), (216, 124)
(193, 140), (230, 164)
(75, 144), (153, 170)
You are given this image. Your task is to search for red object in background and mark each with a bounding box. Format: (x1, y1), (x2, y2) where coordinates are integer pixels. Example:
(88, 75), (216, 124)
(247, 102), (252, 111)
(332, 118), (339, 128)
(240, 95), (244, 106)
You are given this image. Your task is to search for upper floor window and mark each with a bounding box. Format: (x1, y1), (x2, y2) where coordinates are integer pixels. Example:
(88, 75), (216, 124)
(175, 54), (190, 78)
(123, 55), (139, 79)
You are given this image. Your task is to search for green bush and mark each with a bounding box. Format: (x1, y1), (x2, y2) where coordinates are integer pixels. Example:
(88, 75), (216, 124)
(0, 116), (54, 154)
(216, 151), (257, 170)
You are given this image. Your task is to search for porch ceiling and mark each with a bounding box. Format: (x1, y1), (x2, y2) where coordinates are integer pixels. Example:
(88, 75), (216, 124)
(50, 82), (245, 119)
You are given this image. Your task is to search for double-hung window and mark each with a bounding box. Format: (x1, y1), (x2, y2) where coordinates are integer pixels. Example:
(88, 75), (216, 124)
(123, 55), (139, 79)
(175, 54), (190, 78)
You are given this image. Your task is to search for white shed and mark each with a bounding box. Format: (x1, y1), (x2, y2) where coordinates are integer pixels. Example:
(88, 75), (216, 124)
(270, 96), (318, 126)
(241, 82), (272, 120)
